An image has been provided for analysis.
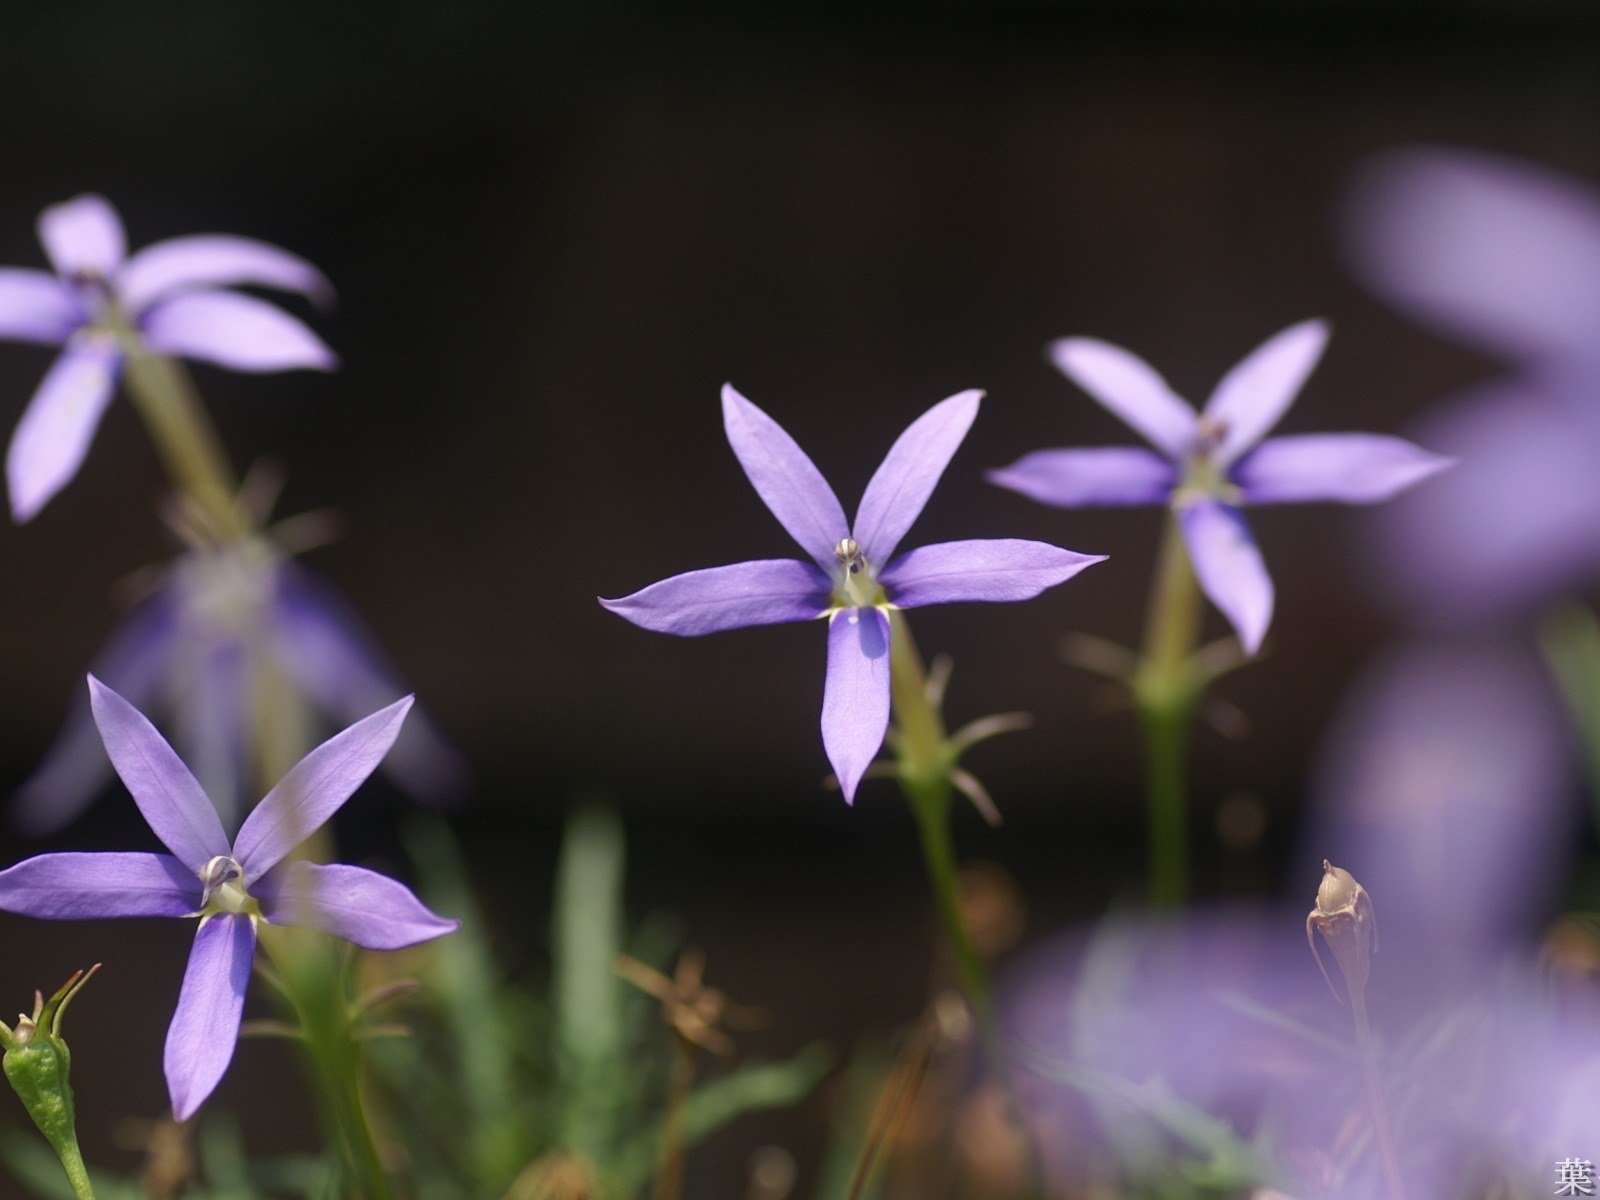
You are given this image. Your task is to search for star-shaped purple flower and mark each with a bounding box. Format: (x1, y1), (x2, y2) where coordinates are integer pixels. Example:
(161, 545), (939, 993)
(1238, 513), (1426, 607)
(0, 678), (457, 1121)
(601, 385), (1104, 801)
(987, 321), (1453, 654)
(15, 535), (468, 835)
(0, 194), (336, 521)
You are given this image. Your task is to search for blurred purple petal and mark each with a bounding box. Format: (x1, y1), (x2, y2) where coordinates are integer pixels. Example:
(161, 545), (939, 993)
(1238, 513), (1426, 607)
(271, 564), (468, 804)
(986, 446), (1176, 507)
(7, 336), (122, 522)
(164, 914), (254, 1122)
(0, 852), (198, 918)
(1235, 434), (1454, 505)
(1203, 320), (1329, 465)
(1370, 383), (1600, 623)
(88, 676), (230, 872)
(233, 696), (412, 878)
(721, 384), (849, 566)
(169, 638), (250, 828)
(13, 591), (177, 836)
(1178, 498), (1273, 654)
(821, 608), (890, 804)
(118, 235), (334, 313)
(37, 195), (126, 277)
(880, 539), (1104, 608)
(141, 290), (337, 372)
(256, 861), (457, 949)
(1346, 147), (1600, 363)
(853, 389), (981, 564)
(599, 559), (831, 635)
(1048, 337), (1197, 457)
(0, 269), (81, 345)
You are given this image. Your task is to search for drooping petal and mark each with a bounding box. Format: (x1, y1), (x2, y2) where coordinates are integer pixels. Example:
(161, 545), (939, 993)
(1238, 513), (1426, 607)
(1177, 498), (1274, 655)
(37, 195), (126, 277)
(0, 269), (82, 345)
(88, 676), (230, 873)
(7, 336), (122, 522)
(270, 564), (469, 805)
(821, 607), (891, 804)
(164, 914), (254, 1121)
(13, 591), (179, 836)
(232, 697), (412, 879)
(1047, 338), (1197, 458)
(986, 446), (1176, 508)
(599, 559), (831, 636)
(1345, 147), (1600, 363)
(140, 291), (337, 373)
(0, 852), (198, 919)
(256, 861), (457, 949)
(118, 235), (334, 314)
(721, 384), (849, 567)
(852, 390), (982, 564)
(880, 539), (1105, 608)
(1234, 433), (1455, 505)
(1202, 320), (1330, 465)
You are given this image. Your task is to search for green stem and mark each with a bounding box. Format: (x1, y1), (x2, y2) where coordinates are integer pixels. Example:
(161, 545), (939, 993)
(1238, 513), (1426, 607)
(1133, 513), (1203, 908)
(56, 1141), (95, 1200)
(119, 349), (249, 538)
(652, 1034), (696, 1200)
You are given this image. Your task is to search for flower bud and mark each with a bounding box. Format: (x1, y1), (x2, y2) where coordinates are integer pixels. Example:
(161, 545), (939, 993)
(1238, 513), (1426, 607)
(1306, 860), (1377, 1004)
(0, 966), (99, 1196)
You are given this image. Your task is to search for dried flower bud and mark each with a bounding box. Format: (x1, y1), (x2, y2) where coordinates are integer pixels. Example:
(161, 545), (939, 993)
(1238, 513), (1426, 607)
(1306, 860), (1378, 1004)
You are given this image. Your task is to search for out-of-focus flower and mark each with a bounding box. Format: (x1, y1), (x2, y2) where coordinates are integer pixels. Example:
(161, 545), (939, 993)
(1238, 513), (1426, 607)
(1346, 149), (1600, 623)
(988, 322), (1451, 653)
(15, 531), (467, 834)
(601, 385), (1102, 800)
(0, 678), (457, 1120)
(0, 194), (335, 521)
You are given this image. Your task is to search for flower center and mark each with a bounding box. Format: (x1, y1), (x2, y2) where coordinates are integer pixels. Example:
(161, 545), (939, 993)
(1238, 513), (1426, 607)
(198, 855), (256, 918)
(832, 538), (884, 609)
(1176, 418), (1243, 506)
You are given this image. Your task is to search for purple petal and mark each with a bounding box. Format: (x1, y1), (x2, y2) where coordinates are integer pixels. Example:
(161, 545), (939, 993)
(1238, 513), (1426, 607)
(88, 676), (230, 872)
(852, 390), (981, 564)
(1047, 338), (1197, 457)
(1202, 320), (1330, 465)
(140, 291), (337, 373)
(1177, 498), (1274, 655)
(721, 384), (849, 566)
(1346, 147), (1600, 363)
(986, 446), (1176, 508)
(37, 195), (126, 277)
(822, 607), (891, 804)
(0, 852), (198, 919)
(256, 861), (457, 949)
(599, 559), (831, 636)
(13, 591), (179, 836)
(7, 336), (122, 522)
(170, 638), (250, 829)
(232, 697), (412, 879)
(880, 539), (1105, 608)
(1234, 433), (1454, 505)
(118, 235), (334, 314)
(164, 914), (254, 1121)
(0, 269), (82, 345)
(271, 564), (469, 805)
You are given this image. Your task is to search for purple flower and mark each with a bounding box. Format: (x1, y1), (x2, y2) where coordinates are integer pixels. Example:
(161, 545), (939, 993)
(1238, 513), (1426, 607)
(14, 534), (467, 836)
(987, 322), (1453, 653)
(0, 194), (336, 521)
(600, 385), (1103, 801)
(0, 678), (457, 1121)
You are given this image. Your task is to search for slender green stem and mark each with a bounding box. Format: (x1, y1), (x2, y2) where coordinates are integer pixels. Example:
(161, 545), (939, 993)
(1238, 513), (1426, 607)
(1351, 995), (1407, 1200)
(1133, 514), (1203, 908)
(48, 1139), (95, 1200)
(652, 1033), (696, 1200)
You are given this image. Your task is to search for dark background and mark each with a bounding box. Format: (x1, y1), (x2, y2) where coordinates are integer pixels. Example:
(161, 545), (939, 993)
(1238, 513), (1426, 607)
(0, 0), (1596, 1191)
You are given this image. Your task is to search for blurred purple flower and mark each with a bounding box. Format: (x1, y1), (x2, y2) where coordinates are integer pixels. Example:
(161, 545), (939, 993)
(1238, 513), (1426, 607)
(1346, 149), (1600, 623)
(988, 321), (1452, 653)
(0, 678), (457, 1120)
(600, 385), (1103, 801)
(0, 194), (336, 521)
(14, 534), (468, 835)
